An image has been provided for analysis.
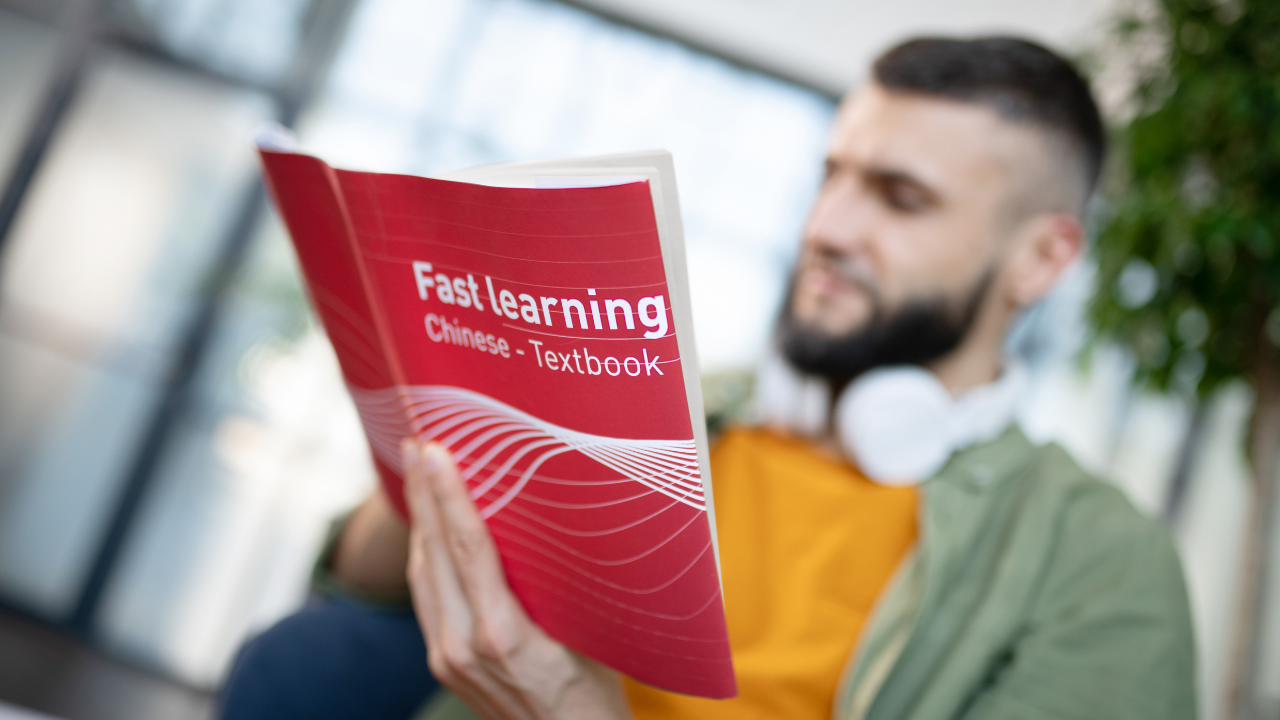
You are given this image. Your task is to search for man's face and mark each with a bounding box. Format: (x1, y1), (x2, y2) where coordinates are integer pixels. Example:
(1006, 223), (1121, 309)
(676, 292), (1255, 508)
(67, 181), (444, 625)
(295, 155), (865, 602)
(784, 84), (1041, 377)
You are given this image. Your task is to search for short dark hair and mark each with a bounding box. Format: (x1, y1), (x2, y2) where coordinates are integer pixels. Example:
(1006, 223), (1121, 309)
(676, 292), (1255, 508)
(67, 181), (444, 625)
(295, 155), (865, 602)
(872, 37), (1106, 198)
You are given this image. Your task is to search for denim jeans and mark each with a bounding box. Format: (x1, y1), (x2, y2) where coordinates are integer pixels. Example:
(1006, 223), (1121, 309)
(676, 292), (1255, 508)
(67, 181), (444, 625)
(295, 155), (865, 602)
(218, 596), (438, 720)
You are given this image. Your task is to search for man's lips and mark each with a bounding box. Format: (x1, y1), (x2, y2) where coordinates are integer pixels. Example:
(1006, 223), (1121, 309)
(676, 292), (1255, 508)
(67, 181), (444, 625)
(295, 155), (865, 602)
(800, 264), (871, 302)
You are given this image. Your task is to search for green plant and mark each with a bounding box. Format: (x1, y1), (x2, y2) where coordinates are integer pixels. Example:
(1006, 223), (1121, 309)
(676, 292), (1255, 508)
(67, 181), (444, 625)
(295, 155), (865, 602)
(1089, 0), (1279, 715)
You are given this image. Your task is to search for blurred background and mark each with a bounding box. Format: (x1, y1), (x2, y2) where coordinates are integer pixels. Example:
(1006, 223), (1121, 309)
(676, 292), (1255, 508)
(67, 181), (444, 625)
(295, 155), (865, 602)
(0, 0), (1275, 719)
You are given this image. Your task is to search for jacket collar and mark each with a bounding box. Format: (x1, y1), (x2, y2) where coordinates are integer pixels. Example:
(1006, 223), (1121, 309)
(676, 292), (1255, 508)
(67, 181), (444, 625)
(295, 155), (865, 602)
(926, 423), (1037, 495)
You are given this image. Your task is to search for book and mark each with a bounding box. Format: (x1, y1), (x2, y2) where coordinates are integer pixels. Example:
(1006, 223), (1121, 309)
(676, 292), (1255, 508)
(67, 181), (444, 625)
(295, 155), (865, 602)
(255, 126), (736, 699)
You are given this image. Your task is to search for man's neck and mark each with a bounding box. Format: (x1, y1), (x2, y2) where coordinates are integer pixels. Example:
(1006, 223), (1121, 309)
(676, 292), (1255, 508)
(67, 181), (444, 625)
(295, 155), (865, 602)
(927, 307), (1009, 396)
(928, 351), (1001, 396)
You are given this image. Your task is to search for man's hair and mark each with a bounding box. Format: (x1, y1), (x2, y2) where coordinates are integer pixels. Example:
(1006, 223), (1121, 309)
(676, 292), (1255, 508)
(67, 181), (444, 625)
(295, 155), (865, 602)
(872, 36), (1106, 198)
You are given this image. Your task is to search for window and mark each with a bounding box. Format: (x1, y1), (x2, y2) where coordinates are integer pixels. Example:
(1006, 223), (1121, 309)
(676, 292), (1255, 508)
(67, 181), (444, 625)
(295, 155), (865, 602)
(0, 0), (833, 684)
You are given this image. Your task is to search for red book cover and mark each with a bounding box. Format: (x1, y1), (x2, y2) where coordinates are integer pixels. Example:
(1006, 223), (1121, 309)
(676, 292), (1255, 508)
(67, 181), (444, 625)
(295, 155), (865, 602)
(257, 140), (735, 699)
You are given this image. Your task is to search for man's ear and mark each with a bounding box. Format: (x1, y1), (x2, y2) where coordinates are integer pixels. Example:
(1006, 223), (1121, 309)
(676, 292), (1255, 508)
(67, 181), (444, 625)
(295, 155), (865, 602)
(1004, 213), (1083, 307)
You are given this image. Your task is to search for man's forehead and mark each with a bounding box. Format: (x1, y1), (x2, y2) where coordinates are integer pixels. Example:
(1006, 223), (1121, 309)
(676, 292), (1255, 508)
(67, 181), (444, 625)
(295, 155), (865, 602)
(827, 83), (1035, 189)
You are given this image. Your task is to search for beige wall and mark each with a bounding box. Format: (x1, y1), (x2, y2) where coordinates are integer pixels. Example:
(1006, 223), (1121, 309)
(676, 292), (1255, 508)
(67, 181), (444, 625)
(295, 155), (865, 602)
(571, 0), (1115, 95)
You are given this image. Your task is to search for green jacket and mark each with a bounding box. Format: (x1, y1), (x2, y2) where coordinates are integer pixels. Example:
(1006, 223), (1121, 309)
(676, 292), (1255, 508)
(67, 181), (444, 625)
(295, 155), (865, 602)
(421, 426), (1197, 720)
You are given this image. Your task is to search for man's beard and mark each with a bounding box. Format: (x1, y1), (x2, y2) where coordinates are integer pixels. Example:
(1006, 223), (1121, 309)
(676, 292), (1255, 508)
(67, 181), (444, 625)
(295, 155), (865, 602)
(777, 268), (994, 386)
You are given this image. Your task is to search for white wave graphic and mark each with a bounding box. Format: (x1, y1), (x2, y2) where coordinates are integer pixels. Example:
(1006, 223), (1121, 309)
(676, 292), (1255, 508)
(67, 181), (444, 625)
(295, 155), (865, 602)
(349, 385), (704, 518)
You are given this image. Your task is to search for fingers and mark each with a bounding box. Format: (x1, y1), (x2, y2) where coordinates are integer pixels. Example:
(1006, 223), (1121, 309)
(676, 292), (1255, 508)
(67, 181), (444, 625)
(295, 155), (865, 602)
(402, 439), (528, 719)
(407, 441), (515, 623)
(421, 444), (531, 645)
(401, 440), (475, 671)
(402, 440), (630, 720)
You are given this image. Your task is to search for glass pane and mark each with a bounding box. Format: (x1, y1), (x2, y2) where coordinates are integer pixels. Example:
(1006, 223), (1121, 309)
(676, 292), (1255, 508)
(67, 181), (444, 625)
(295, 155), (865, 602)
(304, 0), (836, 370)
(0, 47), (273, 617)
(0, 9), (59, 182)
(93, 0), (835, 686)
(97, 216), (376, 682)
(124, 0), (312, 86)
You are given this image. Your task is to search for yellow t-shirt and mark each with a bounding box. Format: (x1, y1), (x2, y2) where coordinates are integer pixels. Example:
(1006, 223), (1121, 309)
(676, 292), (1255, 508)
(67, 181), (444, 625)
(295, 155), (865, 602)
(624, 427), (918, 720)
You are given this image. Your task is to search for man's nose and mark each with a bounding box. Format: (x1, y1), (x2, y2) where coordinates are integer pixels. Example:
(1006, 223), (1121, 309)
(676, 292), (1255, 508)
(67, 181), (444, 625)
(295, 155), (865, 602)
(803, 174), (876, 255)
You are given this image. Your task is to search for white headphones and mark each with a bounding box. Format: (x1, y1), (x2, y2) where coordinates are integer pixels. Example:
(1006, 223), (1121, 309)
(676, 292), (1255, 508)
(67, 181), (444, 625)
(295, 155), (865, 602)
(754, 350), (1024, 485)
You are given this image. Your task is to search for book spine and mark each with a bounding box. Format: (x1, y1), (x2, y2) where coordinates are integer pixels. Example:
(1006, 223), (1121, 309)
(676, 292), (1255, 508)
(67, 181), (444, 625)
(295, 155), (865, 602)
(324, 167), (412, 391)
(257, 149), (412, 516)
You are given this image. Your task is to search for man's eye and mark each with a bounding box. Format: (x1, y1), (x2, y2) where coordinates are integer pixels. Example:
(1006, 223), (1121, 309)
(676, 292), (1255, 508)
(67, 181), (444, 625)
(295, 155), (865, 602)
(885, 183), (929, 212)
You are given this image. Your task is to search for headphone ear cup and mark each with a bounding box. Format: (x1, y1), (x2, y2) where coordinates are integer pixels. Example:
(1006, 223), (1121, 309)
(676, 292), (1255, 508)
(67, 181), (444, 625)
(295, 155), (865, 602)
(835, 367), (956, 485)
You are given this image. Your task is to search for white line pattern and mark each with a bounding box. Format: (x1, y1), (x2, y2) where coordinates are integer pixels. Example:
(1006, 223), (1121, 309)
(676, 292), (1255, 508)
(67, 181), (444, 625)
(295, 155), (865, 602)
(349, 385), (705, 518)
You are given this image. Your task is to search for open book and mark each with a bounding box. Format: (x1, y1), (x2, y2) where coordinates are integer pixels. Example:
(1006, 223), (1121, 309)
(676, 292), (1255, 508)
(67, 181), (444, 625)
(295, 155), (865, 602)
(256, 128), (735, 699)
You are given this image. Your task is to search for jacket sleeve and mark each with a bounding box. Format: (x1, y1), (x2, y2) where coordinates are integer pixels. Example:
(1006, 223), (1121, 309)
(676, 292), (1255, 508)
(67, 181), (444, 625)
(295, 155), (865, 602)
(959, 483), (1197, 720)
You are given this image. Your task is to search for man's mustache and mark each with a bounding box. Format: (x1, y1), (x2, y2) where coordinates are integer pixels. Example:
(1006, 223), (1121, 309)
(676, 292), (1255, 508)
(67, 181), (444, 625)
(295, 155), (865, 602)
(804, 248), (882, 303)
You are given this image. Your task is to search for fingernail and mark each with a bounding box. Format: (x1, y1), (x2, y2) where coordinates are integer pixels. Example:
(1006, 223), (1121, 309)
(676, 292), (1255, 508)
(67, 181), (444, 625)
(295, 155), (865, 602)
(400, 438), (419, 470)
(423, 443), (447, 473)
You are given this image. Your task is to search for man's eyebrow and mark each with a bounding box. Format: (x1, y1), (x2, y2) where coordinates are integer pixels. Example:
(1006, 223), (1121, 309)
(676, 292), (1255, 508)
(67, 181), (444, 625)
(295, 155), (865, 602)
(863, 165), (926, 187)
(863, 166), (941, 202)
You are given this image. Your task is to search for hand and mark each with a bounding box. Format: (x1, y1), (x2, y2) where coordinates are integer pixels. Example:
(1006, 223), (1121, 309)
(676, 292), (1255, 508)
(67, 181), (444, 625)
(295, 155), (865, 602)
(401, 439), (634, 720)
(329, 486), (410, 596)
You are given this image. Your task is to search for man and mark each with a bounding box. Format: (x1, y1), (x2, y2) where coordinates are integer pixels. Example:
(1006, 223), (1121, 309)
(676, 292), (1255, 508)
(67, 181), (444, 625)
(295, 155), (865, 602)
(222, 36), (1195, 720)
